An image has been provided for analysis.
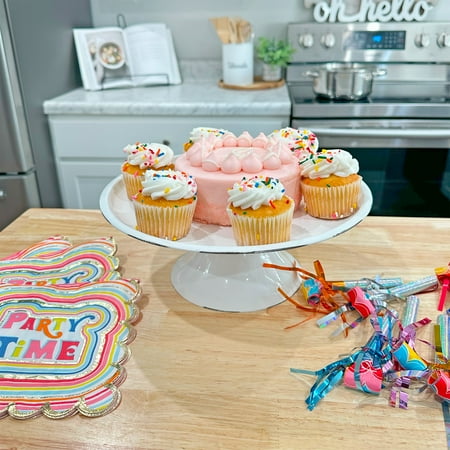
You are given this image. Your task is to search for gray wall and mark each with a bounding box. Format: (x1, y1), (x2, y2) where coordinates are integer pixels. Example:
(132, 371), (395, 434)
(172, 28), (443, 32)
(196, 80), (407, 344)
(90, 0), (449, 61)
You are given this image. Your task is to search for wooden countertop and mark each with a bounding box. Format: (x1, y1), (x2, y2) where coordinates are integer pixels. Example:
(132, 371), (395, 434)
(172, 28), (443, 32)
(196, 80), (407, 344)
(0, 209), (449, 449)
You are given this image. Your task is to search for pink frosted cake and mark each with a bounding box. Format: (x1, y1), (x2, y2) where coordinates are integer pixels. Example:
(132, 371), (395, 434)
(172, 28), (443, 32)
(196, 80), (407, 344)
(175, 127), (318, 226)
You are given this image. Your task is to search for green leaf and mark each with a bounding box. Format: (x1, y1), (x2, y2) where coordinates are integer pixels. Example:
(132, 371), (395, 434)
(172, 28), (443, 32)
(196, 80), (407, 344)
(256, 37), (295, 67)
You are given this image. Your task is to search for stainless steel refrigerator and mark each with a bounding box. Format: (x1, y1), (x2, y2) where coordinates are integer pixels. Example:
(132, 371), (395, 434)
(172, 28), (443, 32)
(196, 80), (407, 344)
(0, 0), (92, 229)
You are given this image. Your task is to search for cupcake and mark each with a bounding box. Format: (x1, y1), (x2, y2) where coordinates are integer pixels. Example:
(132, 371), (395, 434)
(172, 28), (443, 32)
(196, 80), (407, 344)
(269, 127), (319, 159)
(226, 176), (294, 246)
(299, 148), (362, 219)
(121, 142), (174, 198)
(132, 169), (197, 240)
(183, 127), (229, 151)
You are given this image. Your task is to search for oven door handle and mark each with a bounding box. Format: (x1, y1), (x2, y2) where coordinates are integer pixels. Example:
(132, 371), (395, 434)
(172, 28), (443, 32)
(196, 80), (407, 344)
(311, 127), (450, 139)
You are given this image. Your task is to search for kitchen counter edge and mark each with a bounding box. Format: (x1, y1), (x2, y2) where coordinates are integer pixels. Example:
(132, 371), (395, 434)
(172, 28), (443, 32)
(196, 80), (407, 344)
(43, 80), (291, 117)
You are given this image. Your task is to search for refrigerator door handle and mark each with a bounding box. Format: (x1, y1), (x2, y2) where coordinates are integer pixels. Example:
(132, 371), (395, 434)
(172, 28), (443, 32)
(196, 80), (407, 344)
(0, 189), (6, 200)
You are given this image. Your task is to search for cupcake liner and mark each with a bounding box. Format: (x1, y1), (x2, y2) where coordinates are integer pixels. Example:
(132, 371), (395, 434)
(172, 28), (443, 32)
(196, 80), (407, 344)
(133, 200), (196, 240)
(122, 171), (144, 199)
(227, 201), (294, 246)
(301, 179), (361, 219)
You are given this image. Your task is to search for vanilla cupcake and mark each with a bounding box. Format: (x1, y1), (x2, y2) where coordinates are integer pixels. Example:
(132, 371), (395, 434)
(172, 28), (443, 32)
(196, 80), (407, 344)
(226, 176), (294, 246)
(132, 169), (197, 240)
(299, 149), (362, 219)
(269, 127), (319, 159)
(121, 142), (175, 198)
(183, 127), (229, 151)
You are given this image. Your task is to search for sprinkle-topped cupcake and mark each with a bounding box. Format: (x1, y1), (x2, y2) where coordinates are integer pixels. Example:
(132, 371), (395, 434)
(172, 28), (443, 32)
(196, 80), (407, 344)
(299, 148), (362, 219)
(132, 169), (197, 240)
(226, 176), (294, 245)
(269, 127), (319, 159)
(121, 142), (175, 198)
(183, 127), (229, 151)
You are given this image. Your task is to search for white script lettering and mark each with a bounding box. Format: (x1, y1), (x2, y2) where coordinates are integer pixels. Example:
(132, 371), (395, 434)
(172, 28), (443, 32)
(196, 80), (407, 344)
(310, 0), (434, 23)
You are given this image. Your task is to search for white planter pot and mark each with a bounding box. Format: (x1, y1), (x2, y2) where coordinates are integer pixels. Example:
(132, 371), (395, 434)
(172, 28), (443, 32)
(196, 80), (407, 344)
(262, 64), (282, 81)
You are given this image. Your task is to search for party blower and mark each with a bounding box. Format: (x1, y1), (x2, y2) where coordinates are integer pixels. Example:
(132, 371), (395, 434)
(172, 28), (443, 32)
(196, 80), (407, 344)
(436, 263), (450, 311)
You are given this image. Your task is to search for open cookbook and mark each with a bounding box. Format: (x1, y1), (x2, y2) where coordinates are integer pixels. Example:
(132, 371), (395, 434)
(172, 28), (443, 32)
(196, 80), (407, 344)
(73, 23), (182, 91)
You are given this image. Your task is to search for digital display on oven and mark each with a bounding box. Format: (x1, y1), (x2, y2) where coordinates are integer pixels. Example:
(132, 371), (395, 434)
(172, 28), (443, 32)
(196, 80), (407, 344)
(344, 31), (406, 50)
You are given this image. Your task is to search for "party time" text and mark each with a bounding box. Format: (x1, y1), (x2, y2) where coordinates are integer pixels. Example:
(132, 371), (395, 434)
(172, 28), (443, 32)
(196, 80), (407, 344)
(0, 311), (96, 361)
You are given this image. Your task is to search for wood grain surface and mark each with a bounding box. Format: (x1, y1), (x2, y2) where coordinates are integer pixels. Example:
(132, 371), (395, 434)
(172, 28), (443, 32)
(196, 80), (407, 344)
(0, 208), (448, 449)
(218, 76), (285, 90)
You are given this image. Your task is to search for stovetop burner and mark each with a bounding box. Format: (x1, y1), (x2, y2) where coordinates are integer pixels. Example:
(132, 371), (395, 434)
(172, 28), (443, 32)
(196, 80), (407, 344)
(289, 82), (450, 119)
(299, 95), (371, 104)
(293, 94), (449, 105)
(290, 81), (450, 102)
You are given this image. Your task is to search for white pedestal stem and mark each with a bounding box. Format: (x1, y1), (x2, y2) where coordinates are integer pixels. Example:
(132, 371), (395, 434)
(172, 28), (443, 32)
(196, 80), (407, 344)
(171, 251), (301, 312)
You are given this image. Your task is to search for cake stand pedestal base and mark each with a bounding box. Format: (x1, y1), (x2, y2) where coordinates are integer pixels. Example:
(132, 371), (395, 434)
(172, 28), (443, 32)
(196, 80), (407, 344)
(171, 251), (300, 312)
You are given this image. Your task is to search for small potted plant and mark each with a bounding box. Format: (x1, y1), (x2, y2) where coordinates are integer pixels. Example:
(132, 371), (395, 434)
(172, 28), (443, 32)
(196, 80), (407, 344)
(256, 37), (295, 81)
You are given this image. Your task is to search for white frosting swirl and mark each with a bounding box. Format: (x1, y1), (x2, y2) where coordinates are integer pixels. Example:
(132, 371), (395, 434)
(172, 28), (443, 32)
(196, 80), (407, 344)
(123, 142), (173, 169)
(141, 170), (197, 201)
(228, 176), (286, 210)
(299, 149), (359, 179)
(123, 142), (149, 167)
(269, 127), (319, 158)
(146, 143), (174, 168)
(189, 127), (229, 143)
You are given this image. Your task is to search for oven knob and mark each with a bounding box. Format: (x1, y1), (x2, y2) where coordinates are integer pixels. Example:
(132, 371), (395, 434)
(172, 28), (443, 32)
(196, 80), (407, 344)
(437, 32), (450, 48)
(321, 33), (336, 49)
(299, 33), (314, 48)
(415, 33), (431, 48)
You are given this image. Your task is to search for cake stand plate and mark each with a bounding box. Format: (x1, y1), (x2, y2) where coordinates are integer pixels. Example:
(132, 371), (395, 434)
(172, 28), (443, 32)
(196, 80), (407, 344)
(99, 176), (372, 312)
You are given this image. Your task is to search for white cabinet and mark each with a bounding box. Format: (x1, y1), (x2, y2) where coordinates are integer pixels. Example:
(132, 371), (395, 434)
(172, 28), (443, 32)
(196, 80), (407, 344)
(47, 114), (290, 209)
(57, 161), (118, 209)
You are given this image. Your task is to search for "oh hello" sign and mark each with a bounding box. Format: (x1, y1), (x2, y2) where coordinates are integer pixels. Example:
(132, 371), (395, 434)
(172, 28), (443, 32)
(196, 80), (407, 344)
(306, 0), (435, 22)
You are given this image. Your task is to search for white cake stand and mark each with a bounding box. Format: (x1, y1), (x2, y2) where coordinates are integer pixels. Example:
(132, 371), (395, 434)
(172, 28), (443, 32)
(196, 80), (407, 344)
(99, 176), (372, 312)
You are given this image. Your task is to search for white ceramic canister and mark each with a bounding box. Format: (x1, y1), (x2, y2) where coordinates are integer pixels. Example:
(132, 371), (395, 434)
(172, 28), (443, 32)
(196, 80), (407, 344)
(222, 40), (254, 86)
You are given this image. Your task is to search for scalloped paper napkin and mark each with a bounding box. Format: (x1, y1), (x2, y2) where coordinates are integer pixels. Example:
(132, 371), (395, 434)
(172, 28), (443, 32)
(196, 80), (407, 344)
(0, 237), (140, 419)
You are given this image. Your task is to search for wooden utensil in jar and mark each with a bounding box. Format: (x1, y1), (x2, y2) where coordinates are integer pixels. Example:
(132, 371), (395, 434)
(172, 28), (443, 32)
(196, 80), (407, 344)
(210, 17), (230, 44)
(210, 17), (252, 44)
(237, 20), (252, 42)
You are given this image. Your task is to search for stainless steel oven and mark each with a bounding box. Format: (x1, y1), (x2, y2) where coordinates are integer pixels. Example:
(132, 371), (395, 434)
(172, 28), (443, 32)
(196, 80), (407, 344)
(287, 21), (450, 217)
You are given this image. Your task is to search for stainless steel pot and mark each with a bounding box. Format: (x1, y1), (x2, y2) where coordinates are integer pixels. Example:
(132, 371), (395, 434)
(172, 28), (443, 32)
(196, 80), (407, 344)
(304, 63), (386, 101)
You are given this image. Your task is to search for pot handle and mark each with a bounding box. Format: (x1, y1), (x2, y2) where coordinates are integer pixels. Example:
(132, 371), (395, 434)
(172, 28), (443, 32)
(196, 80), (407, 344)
(372, 68), (387, 78)
(303, 70), (319, 78)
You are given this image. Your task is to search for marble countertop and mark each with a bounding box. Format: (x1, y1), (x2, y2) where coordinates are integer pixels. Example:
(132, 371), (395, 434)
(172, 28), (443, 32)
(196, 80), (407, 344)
(44, 79), (291, 117)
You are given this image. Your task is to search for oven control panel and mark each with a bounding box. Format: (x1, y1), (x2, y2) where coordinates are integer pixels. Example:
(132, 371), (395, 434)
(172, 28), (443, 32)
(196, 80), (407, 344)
(344, 30), (406, 50)
(288, 22), (450, 63)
